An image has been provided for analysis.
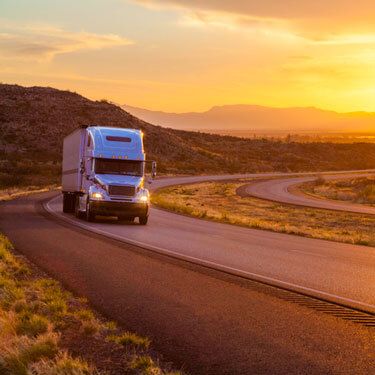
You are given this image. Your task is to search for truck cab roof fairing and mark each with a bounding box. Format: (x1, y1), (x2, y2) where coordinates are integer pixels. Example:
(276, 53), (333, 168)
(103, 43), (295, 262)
(86, 126), (145, 161)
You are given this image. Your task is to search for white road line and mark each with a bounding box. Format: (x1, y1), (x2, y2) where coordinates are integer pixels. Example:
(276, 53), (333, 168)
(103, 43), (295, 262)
(44, 194), (375, 314)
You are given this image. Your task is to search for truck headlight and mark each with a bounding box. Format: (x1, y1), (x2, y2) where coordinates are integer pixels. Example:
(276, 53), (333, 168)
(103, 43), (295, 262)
(139, 195), (149, 203)
(91, 192), (104, 200)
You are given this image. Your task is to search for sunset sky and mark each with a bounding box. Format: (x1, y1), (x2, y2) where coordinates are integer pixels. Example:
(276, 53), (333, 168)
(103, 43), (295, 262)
(1, 0), (375, 112)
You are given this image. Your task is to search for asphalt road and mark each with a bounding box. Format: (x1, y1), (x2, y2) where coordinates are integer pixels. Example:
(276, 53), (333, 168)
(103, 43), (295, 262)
(42, 174), (375, 313)
(0, 191), (374, 374)
(240, 173), (375, 215)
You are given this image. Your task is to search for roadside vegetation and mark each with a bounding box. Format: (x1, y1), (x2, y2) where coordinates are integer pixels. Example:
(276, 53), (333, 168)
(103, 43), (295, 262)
(0, 234), (183, 374)
(0, 185), (59, 202)
(152, 181), (375, 247)
(301, 176), (375, 206)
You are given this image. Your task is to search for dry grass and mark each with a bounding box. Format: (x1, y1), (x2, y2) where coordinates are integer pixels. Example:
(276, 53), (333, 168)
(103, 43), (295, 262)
(129, 355), (182, 375)
(0, 185), (60, 202)
(0, 234), (98, 374)
(301, 176), (375, 206)
(108, 332), (151, 349)
(152, 181), (375, 247)
(0, 234), (184, 374)
(29, 352), (96, 375)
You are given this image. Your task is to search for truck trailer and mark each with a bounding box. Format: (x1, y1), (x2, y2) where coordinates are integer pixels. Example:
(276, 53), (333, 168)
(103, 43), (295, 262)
(61, 126), (156, 225)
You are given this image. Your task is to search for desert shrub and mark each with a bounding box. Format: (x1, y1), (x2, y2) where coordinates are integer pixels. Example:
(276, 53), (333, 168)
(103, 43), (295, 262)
(0, 173), (26, 188)
(73, 309), (95, 321)
(314, 175), (326, 185)
(29, 352), (94, 375)
(130, 355), (157, 372)
(0, 276), (25, 309)
(361, 184), (375, 203)
(108, 332), (150, 349)
(0, 333), (59, 375)
(80, 320), (100, 336)
(15, 313), (49, 337)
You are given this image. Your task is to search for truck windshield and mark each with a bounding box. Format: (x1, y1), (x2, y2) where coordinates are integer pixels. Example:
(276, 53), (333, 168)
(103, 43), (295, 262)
(94, 158), (143, 176)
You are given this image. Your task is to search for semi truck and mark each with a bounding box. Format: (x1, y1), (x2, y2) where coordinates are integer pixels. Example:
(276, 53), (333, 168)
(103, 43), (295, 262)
(61, 126), (156, 225)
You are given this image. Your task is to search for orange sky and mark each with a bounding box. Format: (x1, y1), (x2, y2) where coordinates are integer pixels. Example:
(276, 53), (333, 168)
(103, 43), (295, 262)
(1, 0), (375, 113)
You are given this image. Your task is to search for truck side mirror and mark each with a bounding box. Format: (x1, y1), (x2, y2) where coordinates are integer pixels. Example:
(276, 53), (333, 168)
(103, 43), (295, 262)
(151, 161), (157, 179)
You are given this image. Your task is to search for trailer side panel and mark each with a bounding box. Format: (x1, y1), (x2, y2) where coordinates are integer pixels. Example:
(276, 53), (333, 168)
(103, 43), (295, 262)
(62, 128), (85, 192)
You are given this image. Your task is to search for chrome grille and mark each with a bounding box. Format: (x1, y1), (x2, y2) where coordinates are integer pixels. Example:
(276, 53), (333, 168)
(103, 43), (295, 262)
(108, 185), (135, 196)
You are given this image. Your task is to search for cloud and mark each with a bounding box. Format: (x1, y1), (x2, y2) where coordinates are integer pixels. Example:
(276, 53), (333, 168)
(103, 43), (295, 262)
(175, 10), (304, 46)
(0, 24), (133, 61)
(134, 0), (375, 20)
(314, 34), (375, 46)
(133, 0), (375, 42)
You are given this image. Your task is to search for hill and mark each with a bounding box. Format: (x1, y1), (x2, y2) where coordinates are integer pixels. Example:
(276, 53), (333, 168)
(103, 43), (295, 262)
(1, 83), (375, 188)
(122, 104), (375, 134)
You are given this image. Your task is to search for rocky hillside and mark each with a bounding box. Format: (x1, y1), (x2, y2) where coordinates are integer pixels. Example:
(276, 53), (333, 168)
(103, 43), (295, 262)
(1, 84), (375, 188)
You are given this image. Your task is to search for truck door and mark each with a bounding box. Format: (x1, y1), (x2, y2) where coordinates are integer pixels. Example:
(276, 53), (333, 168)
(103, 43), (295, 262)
(83, 133), (94, 188)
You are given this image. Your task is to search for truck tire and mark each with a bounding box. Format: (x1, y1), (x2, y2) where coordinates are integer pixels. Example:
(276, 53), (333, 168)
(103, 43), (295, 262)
(119, 216), (134, 223)
(139, 216), (148, 225)
(62, 194), (69, 213)
(74, 196), (84, 219)
(86, 199), (95, 222)
(63, 193), (75, 213)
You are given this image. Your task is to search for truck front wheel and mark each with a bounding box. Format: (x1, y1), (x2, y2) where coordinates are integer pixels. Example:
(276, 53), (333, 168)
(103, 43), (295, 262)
(63, 193), (75, 213)
(139, 216), (148, 225)
(75, 196), (84, 219)
(118, 216), (134, 223)
(86, 200), (95, 222)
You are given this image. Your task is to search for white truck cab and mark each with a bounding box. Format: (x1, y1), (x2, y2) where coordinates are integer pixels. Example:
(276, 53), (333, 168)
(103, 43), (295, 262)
(62, 126), (156, 225)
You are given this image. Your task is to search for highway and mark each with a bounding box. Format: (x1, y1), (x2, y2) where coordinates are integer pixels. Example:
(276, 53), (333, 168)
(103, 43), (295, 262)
(41, 174), (375, 313)
(0, 172), (374, 374)
(240, 172), (375, 215)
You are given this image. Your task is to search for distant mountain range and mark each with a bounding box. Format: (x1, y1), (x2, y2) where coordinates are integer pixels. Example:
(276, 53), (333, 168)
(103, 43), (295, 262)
(122, 104), (375, 134)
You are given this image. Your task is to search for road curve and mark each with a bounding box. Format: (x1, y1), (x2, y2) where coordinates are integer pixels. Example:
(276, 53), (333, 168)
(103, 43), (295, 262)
(240, 173), (375, 215)
(43, 173), (375, 313)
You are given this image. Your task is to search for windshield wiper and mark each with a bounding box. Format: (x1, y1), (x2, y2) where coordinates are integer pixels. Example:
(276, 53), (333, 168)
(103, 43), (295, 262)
(119, 172), (139, 176)
(96, 172), (140, 176)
